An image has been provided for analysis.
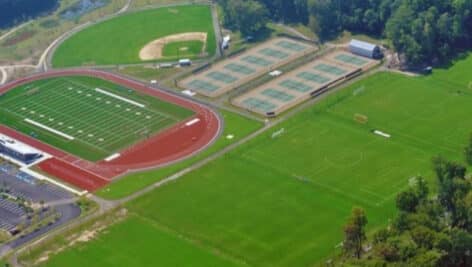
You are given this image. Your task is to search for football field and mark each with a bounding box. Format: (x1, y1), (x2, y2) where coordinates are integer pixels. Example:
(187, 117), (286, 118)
(0, 76), (194, 161)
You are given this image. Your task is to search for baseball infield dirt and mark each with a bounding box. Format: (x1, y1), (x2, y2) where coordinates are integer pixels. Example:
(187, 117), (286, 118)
(139, 32), (207, 60)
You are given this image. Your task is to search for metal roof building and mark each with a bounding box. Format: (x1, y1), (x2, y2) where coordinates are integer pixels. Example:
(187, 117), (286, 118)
(349, 39), (382, 59)
(0, 134), (42, 164)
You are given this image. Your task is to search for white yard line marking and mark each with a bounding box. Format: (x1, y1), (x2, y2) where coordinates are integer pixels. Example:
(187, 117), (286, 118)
(95, 88), (145, 108)
(374, 130), (391, 139)
(186, 118), (201, 126)
(104, 153), (121, 162)
(24, 118), (75, 140)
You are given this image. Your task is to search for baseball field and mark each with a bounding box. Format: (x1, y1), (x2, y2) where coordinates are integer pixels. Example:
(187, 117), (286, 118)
(0, 75), (193, 161)
(30, 54), (472, 266)
(52, 5), (216, 67)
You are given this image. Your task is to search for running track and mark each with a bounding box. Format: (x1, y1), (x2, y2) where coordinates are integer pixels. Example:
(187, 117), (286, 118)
(0, 69), (221, 191)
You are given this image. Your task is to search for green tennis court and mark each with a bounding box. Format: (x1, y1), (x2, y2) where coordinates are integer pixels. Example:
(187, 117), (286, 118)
(261, 89), (295, 102)
(297, 72), (331, 84)
(206, 71), (238, 84)
(224, 63), (255, 75)
(242, 98), (277, 112)
(241, 55), (273, 67)
(314, 63), (348, 76)
(276, 40), (308, 52)
(259, 48), (289, 59)
(187, 79), (220, 92)
(335, 54), (368, 66)
(279, 80), (313, 93)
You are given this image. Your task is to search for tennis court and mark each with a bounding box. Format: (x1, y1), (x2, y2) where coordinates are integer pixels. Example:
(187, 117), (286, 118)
(179, 38), (317, 97)
(233, 50), (379, 116)
(325, 51), (377, 69)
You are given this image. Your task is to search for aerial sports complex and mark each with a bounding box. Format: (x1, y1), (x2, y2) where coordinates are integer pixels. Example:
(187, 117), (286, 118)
(0, 69), (221, 192)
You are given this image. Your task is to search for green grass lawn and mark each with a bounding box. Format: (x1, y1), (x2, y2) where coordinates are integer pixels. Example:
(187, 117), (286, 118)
(0, 76), (193, 161)
(97, 109), (264, 199)
(52, 5), (216, 67)
(39, 215), (244, 267)
(117, 66), (185, 81)
(37, 55), (472, 267)
(162, 40), (205, 58)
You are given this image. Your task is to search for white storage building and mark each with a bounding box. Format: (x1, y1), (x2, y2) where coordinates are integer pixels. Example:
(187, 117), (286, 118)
(349, 39), (382, 59)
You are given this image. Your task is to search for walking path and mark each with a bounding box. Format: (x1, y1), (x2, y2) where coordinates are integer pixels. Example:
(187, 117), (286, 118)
(0, 21), (33, 43)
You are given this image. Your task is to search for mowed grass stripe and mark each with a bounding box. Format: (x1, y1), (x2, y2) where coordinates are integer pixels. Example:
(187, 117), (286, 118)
(65, 78), (182, 122)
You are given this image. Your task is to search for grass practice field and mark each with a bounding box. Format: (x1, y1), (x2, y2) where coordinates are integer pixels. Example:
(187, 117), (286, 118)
(52, 5), (216, 67)
(38, 216), (242, 267)
(32, 55), (472, 267)
(0, 76), (193, 161)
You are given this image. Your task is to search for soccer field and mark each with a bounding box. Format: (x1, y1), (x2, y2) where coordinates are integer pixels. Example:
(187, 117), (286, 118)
(0, 76), (193, 161)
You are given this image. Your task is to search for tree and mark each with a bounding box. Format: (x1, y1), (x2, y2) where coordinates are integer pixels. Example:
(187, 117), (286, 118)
(396, 190), (419, 212)
(415, 177), (429, 203)
(343, 207), (368, 259)
(465, 133), (472, 165)
(218, 0), (269, 37)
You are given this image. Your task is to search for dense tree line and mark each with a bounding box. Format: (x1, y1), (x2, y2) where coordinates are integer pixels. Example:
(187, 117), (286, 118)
(217, 0), (472, 65)
(339, 137), (472, 266)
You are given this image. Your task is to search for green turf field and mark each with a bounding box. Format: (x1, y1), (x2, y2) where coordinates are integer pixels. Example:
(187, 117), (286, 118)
(162, 40), (205, 58)
(52, 5), (216, 67)
(0, 76), (193, 161)
(34, 55), (472, 266)
(38, 216), (244, 267)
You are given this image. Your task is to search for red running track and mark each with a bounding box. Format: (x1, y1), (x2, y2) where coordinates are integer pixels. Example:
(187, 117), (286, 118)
(0, 69), (221, 191)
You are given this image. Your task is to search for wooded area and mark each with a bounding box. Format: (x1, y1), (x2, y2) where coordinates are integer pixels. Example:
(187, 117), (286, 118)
(217, 0), (472, 65)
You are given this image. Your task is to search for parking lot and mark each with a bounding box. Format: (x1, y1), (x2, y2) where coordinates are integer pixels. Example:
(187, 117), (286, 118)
(0, 161), (80, 250)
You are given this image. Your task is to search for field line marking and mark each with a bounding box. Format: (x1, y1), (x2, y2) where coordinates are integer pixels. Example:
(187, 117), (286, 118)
(95, 88), (145, 108)
(0, 78), (60, 107)
(24, 118), (75, 140)
(63, 77), (181, 122)
(104, 153), (121, 162)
